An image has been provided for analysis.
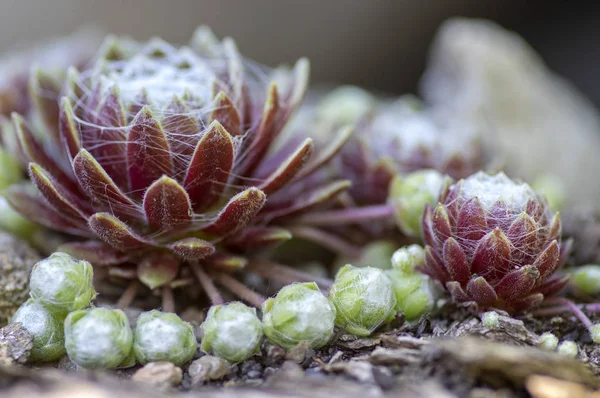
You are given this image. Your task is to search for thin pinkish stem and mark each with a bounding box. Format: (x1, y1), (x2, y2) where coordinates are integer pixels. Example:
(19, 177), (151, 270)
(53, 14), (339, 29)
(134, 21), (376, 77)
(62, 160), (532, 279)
(250, 260), (333, 289)
(543, 297), (593, 329)
(116, 280), (138, 309)
(190, 262), (224, 305)
(213, 272), (266, 307)
(287, 226), (362, 258)
(295, 204), (394, 226)
(162, 285), (175, 313)
(528, 305), (570, 317)
(583, 303), (600, 312)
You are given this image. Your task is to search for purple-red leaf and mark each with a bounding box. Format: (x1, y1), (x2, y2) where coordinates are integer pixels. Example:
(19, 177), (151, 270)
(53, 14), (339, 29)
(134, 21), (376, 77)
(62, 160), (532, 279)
(88, 212), (148, 250)
(12, 113), (77, 192)
(59, 97), (81, 160)
(127, 106), (173, 194)
(507, 213), (537, 251)
(495, 265), (540, 301)
(162, 96), (199, 172)
(29, 163), (89, 220)
(58, 241), (130, 266)
(456, 198), (487, 240)
(537, 275), (570, 297)
(94, 86), (128, 189)
(547, 213), (561, 243)
(143, 176), (192, 232)
(170, 238), (215, 260)
(3, 185), (89, 235)
(443, 237), (470, 285)
(206, 252), (248, 270)
(238, 82), (279, 176)
(421, 204), (436, 248)
(183, 120), (234, 212)
(533, 240), (560, 280)
(210, 91), (242, 136)
(227, 227), (292, 250)
(446, 281), (470, 302)
(258, 138), (312, 195)
(73, 149), (141, 219)
(202, 187), (266, 236)
(471, 228), (511, 278)
(432, 204), (452, 244)
(294, 126), (352, 181)
(512, 293), (544, 312)
(425, 245), (450, 284)
(466, 276), (498, 306)
(30, 68), (61, 143)
(137, 251), (181, 289)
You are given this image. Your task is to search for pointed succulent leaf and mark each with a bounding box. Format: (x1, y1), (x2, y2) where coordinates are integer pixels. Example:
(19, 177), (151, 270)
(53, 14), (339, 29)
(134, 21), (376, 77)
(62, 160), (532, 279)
(511, 293), (544, 312)
(425, 245), (450, 284)
(442, 237), (470, 285)
(432, 204), (452, 244)
(162, 96), (199, 171)
(488, 199), (509, 229)
(456, 198), (487, 240)
(441, 181), (461, 220)
(210, 91), (242, 136)
(183, 120), (234, 212)
(261, 180), (351, 221)
(294, 126), (352, 181)
(466, 276), (498, 306)
(88, 213), (148, 250)
(446, 281), (470, 302)
(286, 58), (310, 110)
(94, 86), (129, 189)
(143, 176), (192, 231)
(471, 228), (511, 277)
(202, 187), (266, 236)
(169, 238), (215, 260)
(127, 106), (173, 193)
(495, 265), (540, 301)
(59, 97), (81, 160)
(137, 252), (181, 289)
(29, 163), (89, 220)
(30, 68), (61, 142)
(547, 213), (561, 243)
(226, 227), (292, 250)
(559, 238), (572, 266)
(206, 253), (248, 270)
(537, 275), (570, 297)
(238, 82), (279, 176)
(12, 113), (77, 192)
(73, 149), (140, 218)
(259, 138), (312, 195)
(507, 213), (537, 249)
(525, 198), (544, 223)
(4, 185), (90, 235)
(421, 204), (436, 248)
(532, 240), (560, 280)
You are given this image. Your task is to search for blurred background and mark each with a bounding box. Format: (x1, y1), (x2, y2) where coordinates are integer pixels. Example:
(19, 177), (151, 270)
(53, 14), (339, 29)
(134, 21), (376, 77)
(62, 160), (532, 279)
(0, 0), (598, 104)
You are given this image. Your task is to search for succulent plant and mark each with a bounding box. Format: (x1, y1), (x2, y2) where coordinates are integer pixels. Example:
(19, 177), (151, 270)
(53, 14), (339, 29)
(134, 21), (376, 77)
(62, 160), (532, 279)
(420, 171), (570, 313)
(481, 311), (499, 328)
(388, 169), (451, 237)
(328, 265), (396, 336)
(29, 252), (95, 314)
(537, 332), (559, 350)
(262, 282), (335, 349)
(10, 298), (66, 362)
(569, 265), (600, 296)
(557, 341), (578, 358)
(64, 307), (134, 369)
(3, 27), (350, 306)
(133, 310), (196, 366)
(385, 269), (434, 322)
(201, 301), (263, 362)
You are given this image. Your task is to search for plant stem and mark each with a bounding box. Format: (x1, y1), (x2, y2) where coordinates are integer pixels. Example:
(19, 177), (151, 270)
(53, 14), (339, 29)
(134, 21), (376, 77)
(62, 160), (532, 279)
(542, 297), (593, 329)
(295, 204), (394, 226)
(116, 280), (138, 309)
(213, 272), (266, 307)
(190, 262), (224, 305)
(162, 285), (175, 313)
(287, 225), (362, 258)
